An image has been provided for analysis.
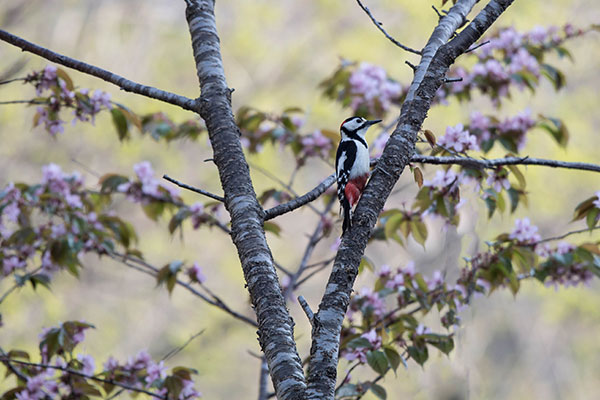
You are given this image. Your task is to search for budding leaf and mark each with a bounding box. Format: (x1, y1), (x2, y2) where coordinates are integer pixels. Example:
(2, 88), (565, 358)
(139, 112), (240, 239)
(414, 167), (424, 188)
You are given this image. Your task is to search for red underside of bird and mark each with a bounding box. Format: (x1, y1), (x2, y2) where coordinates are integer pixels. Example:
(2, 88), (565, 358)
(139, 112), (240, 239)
(345, 174), (369, 207)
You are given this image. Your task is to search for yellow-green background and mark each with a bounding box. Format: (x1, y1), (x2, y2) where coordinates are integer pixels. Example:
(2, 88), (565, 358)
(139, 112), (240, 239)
(0, 0), (599, 399)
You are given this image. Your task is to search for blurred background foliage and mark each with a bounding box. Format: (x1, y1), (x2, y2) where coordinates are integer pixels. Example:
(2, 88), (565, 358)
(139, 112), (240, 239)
(0, 0), (599, 399)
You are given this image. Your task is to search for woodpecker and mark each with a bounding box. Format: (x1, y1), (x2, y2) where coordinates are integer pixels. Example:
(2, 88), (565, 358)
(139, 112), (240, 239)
(335, 116), (381, 235)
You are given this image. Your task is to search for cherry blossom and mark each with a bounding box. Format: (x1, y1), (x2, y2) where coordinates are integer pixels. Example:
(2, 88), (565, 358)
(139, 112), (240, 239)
(509, 218), (541, 244)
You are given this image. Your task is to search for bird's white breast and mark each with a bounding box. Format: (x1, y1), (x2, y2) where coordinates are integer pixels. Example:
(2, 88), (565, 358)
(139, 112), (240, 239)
(349, 142), (370, 179)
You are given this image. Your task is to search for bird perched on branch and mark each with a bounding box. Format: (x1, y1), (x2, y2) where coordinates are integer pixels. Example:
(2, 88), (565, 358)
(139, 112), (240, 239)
(335, 116), (381, 235)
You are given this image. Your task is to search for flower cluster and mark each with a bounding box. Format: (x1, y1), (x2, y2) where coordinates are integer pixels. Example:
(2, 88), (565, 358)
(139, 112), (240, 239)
(26, 65), (113, 137)
(437, 24), (586, 107)
(348, 62), (404, 117)
(436, 123), (480, 153)
(0, 164), (117, 279)
(116, 161), (180, 203)
(299, 130), (333, 160)
(5, 323), (201, 400)
(466, 109), (537, 152)
(509, 218), (541, 244)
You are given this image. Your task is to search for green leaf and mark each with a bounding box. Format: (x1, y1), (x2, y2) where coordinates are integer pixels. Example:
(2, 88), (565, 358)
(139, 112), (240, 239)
(263, 221), (281, 236)
(98, 173), (129, 193)
(169, 209), (192, 234)
(337, 384), (360, 398)
(369, 383), (387, 400)
(359, 256), (375, 274)
(384, 213), (404, 244)
(56, 68), (74, 91)
(407, 344), (428, 366)
(425, 334), (454, 355)
(538, 116), (569, 147)
(347, 337), (372, 349)
(507, 165), (526, 189)
(366, 350), (389, 375)
(411, 220), (428, 247)
(111, 108), (129, 141)
(142, 201), (165, 221)
(586, 207), (599, 229)
(383, 346), (402, 372)
(540, 63), (566, 90)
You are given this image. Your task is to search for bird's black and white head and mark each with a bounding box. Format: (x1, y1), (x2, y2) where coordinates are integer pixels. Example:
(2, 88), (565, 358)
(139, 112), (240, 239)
(340, 116), (382, 141)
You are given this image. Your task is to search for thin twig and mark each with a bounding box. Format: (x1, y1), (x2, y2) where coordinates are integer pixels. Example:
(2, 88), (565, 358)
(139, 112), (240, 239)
(297, 295), (314, 326)
(533, 226), (600, 245)
(0, 99), (46, 105)
(0, 29), (197, 112)
(284, 197), (336, 298)
(257, 357), (270, 400)
(108, 251), (257, 327)
(0, 357), (165, 400)
(0, 77), (25, 85)
(355, 0), (421, 55)
(444, 77), (463, 83)
(161, 330), (205, 361)
(264, 174), (336, 221)
(405, 60), (417, 71)
(412, 155), (600, 173)
(162, 174), (225, 202)
(465, 40), (490, 53)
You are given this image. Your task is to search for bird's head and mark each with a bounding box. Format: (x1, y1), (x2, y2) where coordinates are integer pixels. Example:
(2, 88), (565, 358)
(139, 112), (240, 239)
(340, 116), (382, 139)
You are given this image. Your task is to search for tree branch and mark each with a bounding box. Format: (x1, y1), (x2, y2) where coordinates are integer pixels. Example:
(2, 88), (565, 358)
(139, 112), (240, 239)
(355, 0), (422, 55)
(0, 29), (197, 112)
(108, 251), (257, 327)
(264, 174), (336, 220)
(0, 357), (166, 400)
(183, 1), (306, 398)
(306, 1), (514, 398)
(162, 174), (225, 202)
(412, 155), (600, 173)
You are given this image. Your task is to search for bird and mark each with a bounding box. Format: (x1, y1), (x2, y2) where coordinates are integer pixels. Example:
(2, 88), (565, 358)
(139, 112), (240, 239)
(335, 116), (381, 235)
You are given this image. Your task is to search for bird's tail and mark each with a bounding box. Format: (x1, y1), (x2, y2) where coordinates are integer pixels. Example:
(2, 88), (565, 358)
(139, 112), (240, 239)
(341, 198), (352, 236)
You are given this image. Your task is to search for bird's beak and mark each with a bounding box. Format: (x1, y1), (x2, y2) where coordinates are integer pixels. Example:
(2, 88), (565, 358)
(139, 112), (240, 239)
(367, 119), (382, 126)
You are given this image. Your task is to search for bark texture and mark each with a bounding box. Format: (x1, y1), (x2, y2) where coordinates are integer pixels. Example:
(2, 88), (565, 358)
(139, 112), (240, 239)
(306, 1), (514, 398)
(183, 1), (306, 399)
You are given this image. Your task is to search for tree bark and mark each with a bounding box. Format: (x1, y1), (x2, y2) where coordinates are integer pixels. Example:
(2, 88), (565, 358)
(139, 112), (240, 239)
(183, 1), (306, 399)
(306, 0), (514, 398)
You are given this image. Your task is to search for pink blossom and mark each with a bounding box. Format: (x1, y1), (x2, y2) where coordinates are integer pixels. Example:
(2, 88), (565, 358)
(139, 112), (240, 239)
(400, 261), (416, 277)
(134, 161), (155, 183)
(344, 348), (368, 363)
(361, 329), (382, 349)
(3, 256), (26, 275)
(301, 130), (332, 158)
(454, 284), (467, 298)
(291, 115), (305, 129)
(3, 202), (21, 223)
(476, 278), (491, 293)
(593, 191), (600, 209)
(556, 241), (575, 255)
(385, 273), (405, 291)
(103, 356), (119, 371)
(65, 193), (83, 209)
(438, 124), (480, 153)
(90, 90), (112, 111)
(486, 171), (510, 192)
(427, 270), (444, 290)
(377, 264), (391, 278)
(415, 324), (432, 335)
(188, 262), (206, 284)
(179, 379), (202, 399)
(77, 354), (95, 375)
(424, 169), (459, 189)
(349, 62), (402, 114)
(509, 218), (541, 244)
(145, 360), (168, 384)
